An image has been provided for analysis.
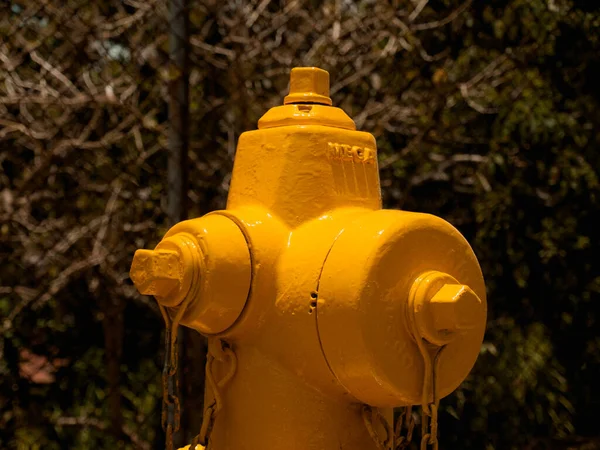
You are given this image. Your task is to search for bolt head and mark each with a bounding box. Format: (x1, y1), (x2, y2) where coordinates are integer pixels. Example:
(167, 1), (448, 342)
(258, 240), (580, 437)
(130, 249), (181, 297)
(429, 284), (483, 333)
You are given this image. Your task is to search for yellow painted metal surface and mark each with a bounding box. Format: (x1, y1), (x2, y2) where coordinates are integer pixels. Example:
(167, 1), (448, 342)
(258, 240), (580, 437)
(130, 67), (487, 450)
(284, 66), (333, 105)
(131, 214), (251, 334)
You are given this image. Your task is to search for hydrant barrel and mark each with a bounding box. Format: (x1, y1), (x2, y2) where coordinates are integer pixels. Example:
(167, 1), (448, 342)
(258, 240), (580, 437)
(130, 67), (487, 450)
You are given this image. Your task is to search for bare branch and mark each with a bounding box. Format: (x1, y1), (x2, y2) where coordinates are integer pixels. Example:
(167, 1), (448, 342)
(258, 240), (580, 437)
(411, 0), (472, 31)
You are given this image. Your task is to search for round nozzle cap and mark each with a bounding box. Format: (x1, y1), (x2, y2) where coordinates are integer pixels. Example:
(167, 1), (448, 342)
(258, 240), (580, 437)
(284, 67), (332, 106)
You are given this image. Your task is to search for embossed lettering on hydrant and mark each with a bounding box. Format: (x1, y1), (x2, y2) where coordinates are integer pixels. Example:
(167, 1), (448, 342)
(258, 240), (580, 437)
(327, 142), (376, 164)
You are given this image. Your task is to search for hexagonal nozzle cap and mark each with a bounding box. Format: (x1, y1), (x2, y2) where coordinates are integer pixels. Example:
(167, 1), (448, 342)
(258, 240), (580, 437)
(130, 249), (181, 298)
(130, 233), (200, 308)
(412, 270), (486, 346)
(284, 67), (332, 106)
(430, 284), (484, 333)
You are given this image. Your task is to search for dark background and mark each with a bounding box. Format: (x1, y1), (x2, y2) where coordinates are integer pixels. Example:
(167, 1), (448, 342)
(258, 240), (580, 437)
(1, 0), (599, 448)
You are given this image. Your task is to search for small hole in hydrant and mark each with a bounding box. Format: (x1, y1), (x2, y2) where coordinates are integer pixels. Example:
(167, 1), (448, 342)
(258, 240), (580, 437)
(297, 105), (313, 112)
(309, 292), (318, 313)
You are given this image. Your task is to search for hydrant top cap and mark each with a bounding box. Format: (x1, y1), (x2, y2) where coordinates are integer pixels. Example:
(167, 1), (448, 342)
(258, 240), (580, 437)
(284, 67), (332, 106)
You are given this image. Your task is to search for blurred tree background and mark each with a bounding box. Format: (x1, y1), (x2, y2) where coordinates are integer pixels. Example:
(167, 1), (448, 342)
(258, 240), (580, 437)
(1, 0), (598, 449)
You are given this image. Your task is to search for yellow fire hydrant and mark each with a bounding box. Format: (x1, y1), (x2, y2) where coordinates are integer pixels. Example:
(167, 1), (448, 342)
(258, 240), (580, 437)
(130, 67), (487, 450)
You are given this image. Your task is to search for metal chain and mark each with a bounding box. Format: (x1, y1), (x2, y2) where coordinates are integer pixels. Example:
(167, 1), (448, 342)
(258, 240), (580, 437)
(362, 405), (394, 450)
(417, 343), (445, 450)
(394, 406), (415, 450)
(157, 275), (237, 450)
(406, 281), (446, 450)
(159, 302), (186, 450)
(190, 338), (237, 450)
(361, 341), (444, 450)
(362, 404), (417, 450)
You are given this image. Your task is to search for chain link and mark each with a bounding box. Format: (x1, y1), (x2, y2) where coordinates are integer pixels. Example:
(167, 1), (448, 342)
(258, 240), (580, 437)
(417, 344), (445, 450)
(362, 405), (394, 450)
(190, 339), (237, 449)
(420, 403), (439, 450)
(159, 304), (183, 450)
(394, 406), (415, 450)
(362, 403), (418, 450)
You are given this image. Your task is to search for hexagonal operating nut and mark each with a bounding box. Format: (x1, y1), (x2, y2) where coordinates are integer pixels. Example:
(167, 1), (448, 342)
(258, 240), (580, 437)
(429, 284), (483, 333)
(283, 67), (332, 105)
(130, 249), (181, 297)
